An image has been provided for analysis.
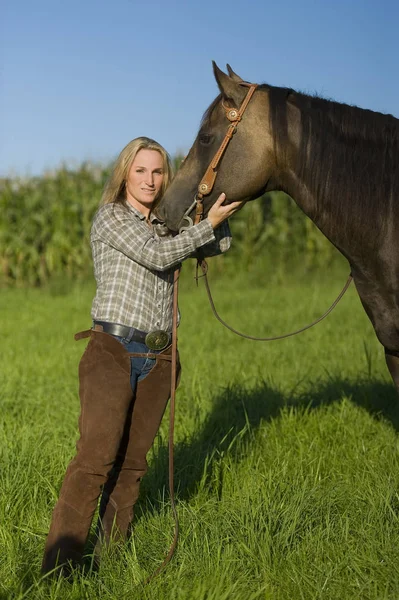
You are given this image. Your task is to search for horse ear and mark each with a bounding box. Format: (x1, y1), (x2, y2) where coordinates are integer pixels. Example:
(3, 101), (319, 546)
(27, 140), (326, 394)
(226, 64), (243, 83)
(212, 61), (247, 106)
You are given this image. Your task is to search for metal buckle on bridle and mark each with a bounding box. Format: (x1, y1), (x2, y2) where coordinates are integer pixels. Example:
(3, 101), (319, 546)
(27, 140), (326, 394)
(179, 196), (200, 232)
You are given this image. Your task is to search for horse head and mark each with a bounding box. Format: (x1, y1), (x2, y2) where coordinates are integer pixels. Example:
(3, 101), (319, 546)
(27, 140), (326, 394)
(157, 63), (276, 232)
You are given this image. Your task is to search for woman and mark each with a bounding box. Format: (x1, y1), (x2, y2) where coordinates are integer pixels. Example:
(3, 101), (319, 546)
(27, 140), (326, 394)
(41, 137), (245, 575)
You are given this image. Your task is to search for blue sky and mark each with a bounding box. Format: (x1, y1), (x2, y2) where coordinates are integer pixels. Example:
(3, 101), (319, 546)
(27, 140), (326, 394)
(1, 0), (398, 176)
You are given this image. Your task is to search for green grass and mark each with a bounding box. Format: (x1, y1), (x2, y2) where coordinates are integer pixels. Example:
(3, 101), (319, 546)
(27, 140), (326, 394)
(1, 263), (399, 599)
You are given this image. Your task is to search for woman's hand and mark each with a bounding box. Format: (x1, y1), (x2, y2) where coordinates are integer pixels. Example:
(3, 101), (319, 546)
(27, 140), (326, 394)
(207, 193), (246, 229)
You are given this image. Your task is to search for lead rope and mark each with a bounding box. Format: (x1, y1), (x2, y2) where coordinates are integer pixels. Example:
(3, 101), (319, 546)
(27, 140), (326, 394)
(144, 262), (352, 584)
(197, 260), (353, 341)
(144, 267), (180, 584)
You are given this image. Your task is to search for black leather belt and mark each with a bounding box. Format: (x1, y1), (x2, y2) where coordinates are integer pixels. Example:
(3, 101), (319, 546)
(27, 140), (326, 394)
(93, 321), (171, 350)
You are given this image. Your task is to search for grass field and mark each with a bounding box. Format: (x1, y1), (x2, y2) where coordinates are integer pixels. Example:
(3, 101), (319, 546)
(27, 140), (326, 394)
(1, 262), (399, 599)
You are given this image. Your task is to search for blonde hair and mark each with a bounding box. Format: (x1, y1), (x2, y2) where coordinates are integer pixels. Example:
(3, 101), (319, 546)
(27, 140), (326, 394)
(101, 137), (173, 209)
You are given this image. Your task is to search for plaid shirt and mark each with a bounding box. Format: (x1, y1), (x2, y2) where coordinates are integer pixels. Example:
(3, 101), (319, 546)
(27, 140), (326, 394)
(90, 202), (231, 332)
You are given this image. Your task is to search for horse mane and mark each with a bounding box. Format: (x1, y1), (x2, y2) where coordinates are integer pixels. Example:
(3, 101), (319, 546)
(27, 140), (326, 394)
(264, 83), (399, 247)
(200, 93), (222, 129)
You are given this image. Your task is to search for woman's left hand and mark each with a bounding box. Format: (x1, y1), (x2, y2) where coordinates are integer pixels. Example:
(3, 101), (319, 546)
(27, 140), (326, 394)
(207, 193), (247, 229)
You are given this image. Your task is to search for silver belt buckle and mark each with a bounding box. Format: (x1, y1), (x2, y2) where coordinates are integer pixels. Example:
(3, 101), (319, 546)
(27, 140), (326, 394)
(145, 330), (170, 351)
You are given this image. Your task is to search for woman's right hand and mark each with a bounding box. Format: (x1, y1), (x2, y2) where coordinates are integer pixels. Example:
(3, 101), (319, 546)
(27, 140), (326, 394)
(207, 193), (247, 229)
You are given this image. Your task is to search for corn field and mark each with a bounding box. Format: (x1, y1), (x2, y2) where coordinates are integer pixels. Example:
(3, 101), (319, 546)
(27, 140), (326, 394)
(0, 159), (338, 287)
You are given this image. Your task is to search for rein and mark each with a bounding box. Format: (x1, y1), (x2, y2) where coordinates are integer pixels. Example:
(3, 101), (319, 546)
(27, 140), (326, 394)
(188, 78), (353, 341)
(197, 260), (353, 341)
(150, 79), (353, 583)
(143, 268), (179, 585)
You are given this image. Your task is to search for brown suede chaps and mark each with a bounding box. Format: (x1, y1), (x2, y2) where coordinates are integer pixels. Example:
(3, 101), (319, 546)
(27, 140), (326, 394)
(41, 330), (179, 574)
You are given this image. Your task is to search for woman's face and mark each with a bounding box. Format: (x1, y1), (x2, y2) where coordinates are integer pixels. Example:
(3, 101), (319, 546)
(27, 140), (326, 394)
(126, 149), (164, 215)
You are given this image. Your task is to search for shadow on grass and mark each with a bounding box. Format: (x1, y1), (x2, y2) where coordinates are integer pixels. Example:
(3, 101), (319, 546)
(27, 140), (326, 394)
(13, 378), (398, 595)
(135, 376), (399, 516)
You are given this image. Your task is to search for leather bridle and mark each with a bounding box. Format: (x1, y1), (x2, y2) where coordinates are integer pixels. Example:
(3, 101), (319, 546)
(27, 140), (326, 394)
(179, 82), (258, 230)
(180, 79), (353, 342)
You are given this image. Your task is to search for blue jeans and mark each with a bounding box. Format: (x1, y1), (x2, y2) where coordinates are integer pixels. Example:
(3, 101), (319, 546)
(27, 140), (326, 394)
(110, 336), (162, 391)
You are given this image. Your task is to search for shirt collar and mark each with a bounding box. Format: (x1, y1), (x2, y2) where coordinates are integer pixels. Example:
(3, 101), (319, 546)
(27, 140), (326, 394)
(124, 201), (160, 223)
(124, 202), (146, 220)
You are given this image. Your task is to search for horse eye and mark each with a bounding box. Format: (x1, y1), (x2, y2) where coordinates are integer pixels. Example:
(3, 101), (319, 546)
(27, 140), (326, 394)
(199, 133), (212, 145)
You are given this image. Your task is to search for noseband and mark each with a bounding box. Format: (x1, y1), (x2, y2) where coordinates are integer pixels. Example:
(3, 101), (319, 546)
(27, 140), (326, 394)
(179, 82), (258, 231)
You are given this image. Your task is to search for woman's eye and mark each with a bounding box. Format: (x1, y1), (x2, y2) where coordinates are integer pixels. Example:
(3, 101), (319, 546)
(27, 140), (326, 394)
(199, 134), (212, 145)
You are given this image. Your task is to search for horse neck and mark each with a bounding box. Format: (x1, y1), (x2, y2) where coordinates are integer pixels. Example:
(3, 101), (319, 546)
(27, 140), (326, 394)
(270, 96), (323, 223)
(269, 91), (389, 250)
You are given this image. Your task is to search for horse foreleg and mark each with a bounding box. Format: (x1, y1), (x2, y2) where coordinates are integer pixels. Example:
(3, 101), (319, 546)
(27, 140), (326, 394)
(352, 274), (399, 393)
(385, 351), (399, 389)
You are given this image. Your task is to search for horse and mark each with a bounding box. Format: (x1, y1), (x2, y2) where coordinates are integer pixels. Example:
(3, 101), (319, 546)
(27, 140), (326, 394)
(156, 62), (399, 390)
